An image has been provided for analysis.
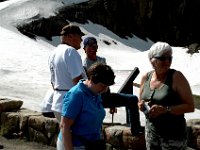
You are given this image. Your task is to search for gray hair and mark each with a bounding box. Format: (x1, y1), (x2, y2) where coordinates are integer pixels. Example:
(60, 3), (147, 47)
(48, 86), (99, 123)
(148, 42), (172, 59)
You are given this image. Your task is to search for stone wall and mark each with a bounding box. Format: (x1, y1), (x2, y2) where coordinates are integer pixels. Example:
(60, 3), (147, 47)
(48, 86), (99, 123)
(0, 98), (199, 150)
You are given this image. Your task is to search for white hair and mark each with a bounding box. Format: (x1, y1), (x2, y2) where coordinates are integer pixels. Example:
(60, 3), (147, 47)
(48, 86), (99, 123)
(148, 42), (172, 59)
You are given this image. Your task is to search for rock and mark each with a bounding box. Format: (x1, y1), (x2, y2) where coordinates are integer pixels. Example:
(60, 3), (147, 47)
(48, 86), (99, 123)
(0, 98), (23, 112)
(187, 119), (200, 150)
(0, 112), (19, 138)
(17, 0), (200, 47)
(0, 98), (199, 149)
(28, 127), (49, 145)
(104, 125), (146, 150)
(186, 43), (200, 54)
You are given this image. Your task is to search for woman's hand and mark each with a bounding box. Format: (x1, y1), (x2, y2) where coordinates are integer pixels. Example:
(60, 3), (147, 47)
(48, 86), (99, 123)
(138, 100), (151, 116)
(138, 100), (146, 111)
(148, 104), (167, 118)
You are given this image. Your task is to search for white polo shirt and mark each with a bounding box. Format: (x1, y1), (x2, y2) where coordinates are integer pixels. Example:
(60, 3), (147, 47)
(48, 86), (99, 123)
(49, 44), (87, 113)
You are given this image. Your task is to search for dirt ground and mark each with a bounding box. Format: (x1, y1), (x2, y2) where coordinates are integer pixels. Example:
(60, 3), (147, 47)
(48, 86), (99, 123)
(0, 136), (56, 150)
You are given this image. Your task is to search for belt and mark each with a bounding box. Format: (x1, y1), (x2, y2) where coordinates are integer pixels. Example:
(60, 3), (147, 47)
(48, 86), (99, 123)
(54, 88), (69, 92)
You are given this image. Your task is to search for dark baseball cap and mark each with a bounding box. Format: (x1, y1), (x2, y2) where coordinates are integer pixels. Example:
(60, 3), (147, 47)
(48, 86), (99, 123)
(83, 37), (97, 47)
(60, 24), (86, 36)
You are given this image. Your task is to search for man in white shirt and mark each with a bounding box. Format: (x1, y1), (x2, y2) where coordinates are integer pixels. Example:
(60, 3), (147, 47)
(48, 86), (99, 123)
(48, 24), (87, 121)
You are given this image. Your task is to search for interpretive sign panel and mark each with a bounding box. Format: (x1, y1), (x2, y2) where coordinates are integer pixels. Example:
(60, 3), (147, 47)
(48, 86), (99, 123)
(110, 67), (139, 94)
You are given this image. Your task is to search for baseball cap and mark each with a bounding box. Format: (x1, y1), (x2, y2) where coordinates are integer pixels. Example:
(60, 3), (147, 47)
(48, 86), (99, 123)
(60, 24), (85, 36)
(83, 37), (97, 47)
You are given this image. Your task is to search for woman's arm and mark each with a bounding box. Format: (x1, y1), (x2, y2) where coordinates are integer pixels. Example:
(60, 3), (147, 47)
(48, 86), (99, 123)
(171, 71), (195, 115)
(60, 116), (75, 150)
(138, 73), (148, 111)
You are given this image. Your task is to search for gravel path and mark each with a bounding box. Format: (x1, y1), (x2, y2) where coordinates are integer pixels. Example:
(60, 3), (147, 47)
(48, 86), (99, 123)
(0, 136), (56, 150)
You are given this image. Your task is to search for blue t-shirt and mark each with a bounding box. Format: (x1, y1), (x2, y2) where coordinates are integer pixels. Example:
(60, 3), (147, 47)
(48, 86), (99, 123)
(58, 80), (106, 146)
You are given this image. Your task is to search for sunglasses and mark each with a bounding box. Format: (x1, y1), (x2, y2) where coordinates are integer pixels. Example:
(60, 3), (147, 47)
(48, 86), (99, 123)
(154, 56), (173, 61)
(87, 44), (98, 49)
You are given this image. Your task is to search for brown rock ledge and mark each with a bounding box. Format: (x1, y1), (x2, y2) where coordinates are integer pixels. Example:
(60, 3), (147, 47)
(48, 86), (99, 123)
(0, 98), (199, 150)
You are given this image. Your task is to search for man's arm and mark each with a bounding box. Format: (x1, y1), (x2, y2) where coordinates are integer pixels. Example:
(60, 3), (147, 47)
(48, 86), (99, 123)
(72, 75), (83, 85)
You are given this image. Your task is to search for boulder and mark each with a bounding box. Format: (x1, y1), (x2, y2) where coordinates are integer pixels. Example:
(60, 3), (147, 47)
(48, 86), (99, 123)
(104, 125), (146, 150)
(0, 98), (199, 149)
(187, 119), (200, 150)
(0, 98), (23, 112)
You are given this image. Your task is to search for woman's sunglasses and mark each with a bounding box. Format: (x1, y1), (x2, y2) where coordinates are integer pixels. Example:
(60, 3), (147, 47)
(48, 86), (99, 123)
(154, 56), (173, 61)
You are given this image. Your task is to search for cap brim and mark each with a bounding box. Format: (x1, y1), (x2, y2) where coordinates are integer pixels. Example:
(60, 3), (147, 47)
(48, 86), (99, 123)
(79, 31), (86, 36)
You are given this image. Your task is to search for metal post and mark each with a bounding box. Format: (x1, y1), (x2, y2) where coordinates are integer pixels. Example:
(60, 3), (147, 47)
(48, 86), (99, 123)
(117, 67), (140, 124)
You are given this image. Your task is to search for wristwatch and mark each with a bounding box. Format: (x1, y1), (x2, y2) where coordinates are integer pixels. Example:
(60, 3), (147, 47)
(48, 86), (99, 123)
(166, 106), (171, 113)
